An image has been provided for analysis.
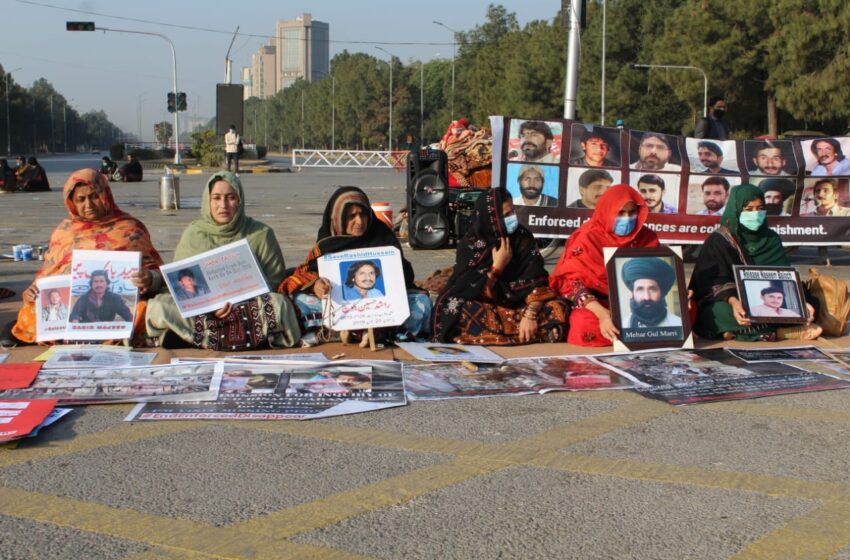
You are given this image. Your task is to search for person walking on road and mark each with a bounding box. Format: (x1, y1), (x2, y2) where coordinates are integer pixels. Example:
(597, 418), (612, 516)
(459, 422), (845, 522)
(225, 125), (240, 173)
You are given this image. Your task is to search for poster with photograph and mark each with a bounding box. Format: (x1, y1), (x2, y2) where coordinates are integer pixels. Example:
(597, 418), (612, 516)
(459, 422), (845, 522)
(0, 362), (222, 405)
(726, 346), (831, 363)
(684, 138), (739, 174)
(317, 246), (410, 331)
(751, 177), (797, 217)
(743, 139), (799, 176)
(593, 348), (850, 405)
(800, 137), (850, 176)
(685, 175), (742, 216)
(629, 131), (683, 172)
(396, 342), (504, 364)
(403, 356), (633, 400)
(567, 124), (621, 168)
(799, 178), (850, 217)
(505, 163), (560, 208)
(733, 266), (807, 324)
(604, 246), (692, 351)
(631, 172), (680, 214)
(42, 348), (157, 370)
(160, 239), (269, 318)
(67, 250), (140, 340)
(565, 167), (621, 210)
(36, 275), (72, 342)
(126, 359), (406, 421)
(506, 119), (563, 164)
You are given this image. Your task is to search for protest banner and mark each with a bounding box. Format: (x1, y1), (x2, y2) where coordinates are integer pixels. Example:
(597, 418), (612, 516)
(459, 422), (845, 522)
(396, 342), (504, 364)
(126, 359), (406, 421)
(317, 246), (410, 331)
(35, 275), (71, 342)
(41, 349), (157, 370)
(0, 400), (58, 442)
(160, 239), (269, 318)
(67, 250), (140, 340)
(491, 117), (850, 245)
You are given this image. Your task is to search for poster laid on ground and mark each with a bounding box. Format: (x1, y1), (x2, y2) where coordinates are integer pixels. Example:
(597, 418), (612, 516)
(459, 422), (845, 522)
(0, 362), (222, 405)
(404, 356), (634, 400)
(0, 400), (58, 442)
(727, 346), (832, 363)
(316, 246), (410, 331)
(26, 408), (73, 439)
(0, 363), (42, 389)
(67, 250), (140, 340)
(35, 275), (72, 342)
(33, 344), (131, 362)
(42, 348), (157, 370)
(160, 239), (269, 319)
(593, 348), (850, 405)
(491, 117), (850, 245)
(126, 359), (406, 421)
(396, 342), (504, 364)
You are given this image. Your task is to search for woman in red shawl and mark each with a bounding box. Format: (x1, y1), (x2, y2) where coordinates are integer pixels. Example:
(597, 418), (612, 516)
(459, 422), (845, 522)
(549, 185), (658, 346)
(8, 168), (162, 344)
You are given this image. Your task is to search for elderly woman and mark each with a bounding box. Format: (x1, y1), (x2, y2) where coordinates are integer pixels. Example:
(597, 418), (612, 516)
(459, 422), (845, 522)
(690, 184), (821, 341)
(549, 185), (659, 346)
(432, 187), (568, 344)
(278, 186), (431, 344)
(7, 168), (162, 344)
(138, 172), (300, 349)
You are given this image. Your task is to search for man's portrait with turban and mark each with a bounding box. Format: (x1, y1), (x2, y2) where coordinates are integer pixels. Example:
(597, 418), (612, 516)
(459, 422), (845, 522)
(620, 257), (683, 329)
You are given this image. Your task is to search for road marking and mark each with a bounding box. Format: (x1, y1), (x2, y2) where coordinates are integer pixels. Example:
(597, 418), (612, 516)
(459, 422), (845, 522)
(730, 500), (850, 560)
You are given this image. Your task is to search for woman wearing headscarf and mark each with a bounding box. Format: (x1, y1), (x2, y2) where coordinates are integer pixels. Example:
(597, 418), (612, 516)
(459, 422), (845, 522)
(549, 185), (659, 346)
(278, 186), (431, 343)
(690, 183), (821, 341)
(22, 156), (50, 191)
(8, 168), (162, 344)
(432, 187), (568, 344)
(139, 171), (300, 349)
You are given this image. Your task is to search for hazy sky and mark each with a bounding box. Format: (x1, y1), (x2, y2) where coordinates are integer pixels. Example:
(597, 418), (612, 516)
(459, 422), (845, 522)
(3, 0), (562, 141)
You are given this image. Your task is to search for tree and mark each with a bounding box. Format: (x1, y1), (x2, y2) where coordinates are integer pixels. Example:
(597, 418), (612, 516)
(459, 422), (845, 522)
(154, 121), (173, 145)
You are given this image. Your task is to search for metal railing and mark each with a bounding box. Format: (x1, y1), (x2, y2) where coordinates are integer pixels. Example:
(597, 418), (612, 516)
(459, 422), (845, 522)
(293, 149), (409, 169)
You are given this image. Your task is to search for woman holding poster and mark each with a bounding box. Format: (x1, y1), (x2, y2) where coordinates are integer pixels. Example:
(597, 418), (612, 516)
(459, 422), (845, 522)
(549, 185), (659, 346)
(689, 184), (821, 341)
(5, 169), (162, 345)
(278, 186), (431, 343)
(433, 188), (568, 345)
(140, 172), (301, 349)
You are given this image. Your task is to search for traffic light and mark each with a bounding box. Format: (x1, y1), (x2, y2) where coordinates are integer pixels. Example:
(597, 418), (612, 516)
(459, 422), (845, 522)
(176, 92), (187, 112)
(66, 21), (95, 31)
(167, 92), (176, 113)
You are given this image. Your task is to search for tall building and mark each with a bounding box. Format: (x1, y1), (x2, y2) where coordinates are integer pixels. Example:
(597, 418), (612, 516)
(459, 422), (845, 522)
(275, 13), (329, 91)
(251, 44), (277, 99)
(241, 67), (252, 99)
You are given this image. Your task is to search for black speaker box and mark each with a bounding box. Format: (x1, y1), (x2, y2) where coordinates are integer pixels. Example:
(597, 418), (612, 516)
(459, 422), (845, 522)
(216, 84), (244, 135)
(407, 150), (450, 249)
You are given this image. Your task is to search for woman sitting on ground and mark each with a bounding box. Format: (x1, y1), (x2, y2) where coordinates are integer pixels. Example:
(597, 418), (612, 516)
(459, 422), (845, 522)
(138, 171), (301, 349)
(278, 186), (431, 344)
(432, 187), (569, 344)
(0, 159), (15, 192)
(22, 156), (50, 191)
(549, 185), (659, 346)
(7, 168), (162, 344)
(690, 183), (821, 341)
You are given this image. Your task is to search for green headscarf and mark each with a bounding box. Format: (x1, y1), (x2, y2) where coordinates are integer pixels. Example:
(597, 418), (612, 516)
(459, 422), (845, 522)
(720, 183), (789, 266)
(173, 171), (287, 286)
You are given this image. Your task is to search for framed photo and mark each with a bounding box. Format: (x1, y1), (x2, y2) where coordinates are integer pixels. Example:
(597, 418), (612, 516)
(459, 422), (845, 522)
(733, 266), (807, 324)
(35, 274), (71, 342)
(67, 250), (140, 340)
(604, 246), (692, 351)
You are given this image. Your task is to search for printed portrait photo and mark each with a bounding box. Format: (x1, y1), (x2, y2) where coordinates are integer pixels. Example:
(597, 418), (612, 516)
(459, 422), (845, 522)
(629, 131), (682, 172)
(69, 268), (136, 324)
(568, 124), (621, 168)
(744, 140), (798, 177)
(40, 286), (71, 323)
(426, 345), (469, 356)
(801, 137), (850, 176)
(743, 280), (803, 319)
(339, 259), (386, 301)
(630, 173), (680, 214)
(614, 256), (684, 332)
(800, 178), (850, 217)
(505, 163), (560, 208)
(565, 167), (622, 210)
(684, 138), (739, 174)
(685, 175), (742, 216)
(751, 177), (798, 217)
(507, 119), (563, 165)
(167, 265), (211, 301)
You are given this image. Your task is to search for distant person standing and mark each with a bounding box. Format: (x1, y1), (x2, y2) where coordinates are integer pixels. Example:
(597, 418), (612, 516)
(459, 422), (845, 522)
(694, 96), (729, 140)
(225, 124), (240, 173)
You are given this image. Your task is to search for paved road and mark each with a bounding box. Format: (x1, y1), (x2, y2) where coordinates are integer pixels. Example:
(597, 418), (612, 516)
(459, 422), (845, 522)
(1, 166), (850, 560)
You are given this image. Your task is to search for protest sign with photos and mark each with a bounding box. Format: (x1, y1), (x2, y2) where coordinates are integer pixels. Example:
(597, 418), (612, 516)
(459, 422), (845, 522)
(160, 239), (269, 318)
(67, 250), (140, 340)
(317, 246), (410, 331)
(35, 275), (72, 342)
(733, 266), (807, 324)
(604, 246), (692, 352)
(396, 342), (504, 364)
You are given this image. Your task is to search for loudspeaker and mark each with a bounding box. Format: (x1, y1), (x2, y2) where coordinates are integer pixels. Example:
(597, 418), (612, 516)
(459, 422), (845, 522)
(407, 150), (450, 249)
(216, 84), (244, 135)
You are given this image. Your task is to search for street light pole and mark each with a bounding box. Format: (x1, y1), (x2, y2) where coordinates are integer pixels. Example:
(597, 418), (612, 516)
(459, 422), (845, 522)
(631, 63), (709, 117)
(331, 76), (336, 150)
(433, 21), (457, 121)
(420, 61), (424, 146)
(375, 46), (394, 152)
(5, 67), (21, 156)
(563, 0), (582, 119)
(600, 0), (607, 125)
